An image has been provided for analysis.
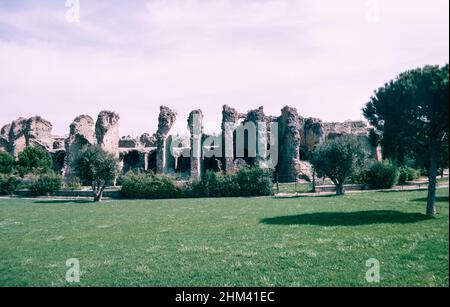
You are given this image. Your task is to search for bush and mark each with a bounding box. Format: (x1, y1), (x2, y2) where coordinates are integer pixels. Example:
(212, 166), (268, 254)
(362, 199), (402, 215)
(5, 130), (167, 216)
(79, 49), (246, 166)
(16, 147), (52, 176)
(365, 161), (399, 189)
(29, 173), (62, 196)
(0, 175), (21, 195)
(190, 171), (240, 198)
(398, 166), (419, 184)
(0, 152), (15, 174)
(120, 167), (273, 199)
(120, 172), (184, 199)
(191, 167), (273, 198)
(236, 167), (273, 196)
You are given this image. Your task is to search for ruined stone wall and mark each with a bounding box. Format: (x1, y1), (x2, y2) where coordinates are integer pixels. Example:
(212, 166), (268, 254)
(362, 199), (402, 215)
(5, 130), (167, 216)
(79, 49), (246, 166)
(25, 116), (53, 150)
(300, 118), (370, 157)
(1, 116), (53, 158)
(1, 106), (373, 181)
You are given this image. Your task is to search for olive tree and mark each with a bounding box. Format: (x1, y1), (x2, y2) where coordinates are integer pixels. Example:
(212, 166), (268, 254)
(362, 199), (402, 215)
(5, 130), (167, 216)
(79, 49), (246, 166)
(71, 145), (118, 202)
(311, 136), (370, 195)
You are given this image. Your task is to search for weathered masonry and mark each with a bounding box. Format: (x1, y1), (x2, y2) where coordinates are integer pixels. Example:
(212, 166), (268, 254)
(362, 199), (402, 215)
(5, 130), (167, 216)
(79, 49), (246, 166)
(0, 105), (377, 182)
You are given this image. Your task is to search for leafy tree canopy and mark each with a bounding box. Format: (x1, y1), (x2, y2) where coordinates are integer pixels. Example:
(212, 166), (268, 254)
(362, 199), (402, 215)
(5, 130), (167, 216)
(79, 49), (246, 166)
(71, 145), (118, 202)
(311, 136), (370, 195)
(16, 146), (53, 176)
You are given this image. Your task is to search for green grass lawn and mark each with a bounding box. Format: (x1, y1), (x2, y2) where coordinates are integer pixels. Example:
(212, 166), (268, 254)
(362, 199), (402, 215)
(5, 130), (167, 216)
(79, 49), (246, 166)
(0, 189), (448, 287)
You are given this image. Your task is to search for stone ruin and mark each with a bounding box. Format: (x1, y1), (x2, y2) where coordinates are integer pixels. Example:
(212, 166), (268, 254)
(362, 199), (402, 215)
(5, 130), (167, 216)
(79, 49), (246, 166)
(0, 105), (376, 182)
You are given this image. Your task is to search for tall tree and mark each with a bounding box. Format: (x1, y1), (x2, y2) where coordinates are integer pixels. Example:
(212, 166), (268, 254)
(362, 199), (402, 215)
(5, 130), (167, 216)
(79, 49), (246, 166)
(363, 65), (449, 215)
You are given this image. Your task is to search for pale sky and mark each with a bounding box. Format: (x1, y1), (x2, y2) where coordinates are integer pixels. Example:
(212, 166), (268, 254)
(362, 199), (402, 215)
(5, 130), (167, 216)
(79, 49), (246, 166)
(0, 0), (448, 136)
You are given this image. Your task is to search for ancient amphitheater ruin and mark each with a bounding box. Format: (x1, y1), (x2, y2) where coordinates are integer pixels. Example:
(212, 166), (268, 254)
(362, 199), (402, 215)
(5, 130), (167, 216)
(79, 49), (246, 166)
(0, 105), (374, 182)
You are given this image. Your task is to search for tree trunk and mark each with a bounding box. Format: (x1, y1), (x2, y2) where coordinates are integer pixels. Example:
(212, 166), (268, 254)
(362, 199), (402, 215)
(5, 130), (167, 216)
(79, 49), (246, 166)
(336, 183), (345, 196)
(312, 171), (316, 193)
(92, 180), (105, 203)
(94, 190), (104, 202)
(426, 141), (438, 216)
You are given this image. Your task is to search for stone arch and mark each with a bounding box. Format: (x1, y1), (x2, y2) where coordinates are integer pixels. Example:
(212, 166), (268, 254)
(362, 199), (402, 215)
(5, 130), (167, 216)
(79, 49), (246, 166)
(122, 150), (141, 173)
(52, 150), (67, 175)
(203, 156), (222, 172)
(175, 156), (191, 174)
(147, 151), (157, 173)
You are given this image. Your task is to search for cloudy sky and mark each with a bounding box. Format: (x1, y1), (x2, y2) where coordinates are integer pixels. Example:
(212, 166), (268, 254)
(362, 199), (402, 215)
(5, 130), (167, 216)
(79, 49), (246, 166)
(0, 0), (448, 136)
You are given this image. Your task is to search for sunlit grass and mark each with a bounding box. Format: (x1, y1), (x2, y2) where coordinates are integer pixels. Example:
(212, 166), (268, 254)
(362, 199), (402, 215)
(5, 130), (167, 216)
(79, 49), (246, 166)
(0, 189), (448, 287)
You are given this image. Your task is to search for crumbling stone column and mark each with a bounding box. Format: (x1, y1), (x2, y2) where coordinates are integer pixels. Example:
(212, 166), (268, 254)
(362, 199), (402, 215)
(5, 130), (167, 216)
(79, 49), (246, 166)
(277, 106), (301, 182)
(156, 106), (177, 174)
(188, 110), (203, 178)
(221, 105), (242, 172)
(95, 111), (120, 158)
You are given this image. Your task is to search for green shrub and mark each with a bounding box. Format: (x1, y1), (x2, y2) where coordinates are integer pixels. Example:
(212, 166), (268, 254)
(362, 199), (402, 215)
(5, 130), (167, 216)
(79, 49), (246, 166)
(0, 175), (21, 195)
(0, 152), (15, 174)
(191, 167), (273, 198)
(365, 161), (399, 189)
(120, 172), (184, 199)
(398, 166), (419, 184)
(236, 167), (273, 196)
(120, 167), (273, 199)
(190, 171), (240, 198)
(16, 147), (52, 176)
(29, 173), (62, 196)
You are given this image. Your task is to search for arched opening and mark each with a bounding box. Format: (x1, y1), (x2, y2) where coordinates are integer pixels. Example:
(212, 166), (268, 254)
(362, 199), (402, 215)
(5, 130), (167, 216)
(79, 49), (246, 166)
(147, 151), (157, 173)
(203, 156), (222, 172)
(52, 151), (67, 174)
(176, 156), (191, 173)
(300, 146), (310, 161)
(123, 150), (141, 173)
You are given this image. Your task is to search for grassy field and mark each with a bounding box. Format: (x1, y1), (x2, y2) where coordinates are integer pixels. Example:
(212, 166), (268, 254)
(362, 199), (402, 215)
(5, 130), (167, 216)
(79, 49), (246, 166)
(0, 189), (448, 287)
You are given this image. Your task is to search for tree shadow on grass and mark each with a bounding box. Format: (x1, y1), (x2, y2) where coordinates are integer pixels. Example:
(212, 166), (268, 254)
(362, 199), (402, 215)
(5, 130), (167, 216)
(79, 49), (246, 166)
(33, 200), (93, 205)
(410, 196), (449, 203)
(260, 210), (433, 227)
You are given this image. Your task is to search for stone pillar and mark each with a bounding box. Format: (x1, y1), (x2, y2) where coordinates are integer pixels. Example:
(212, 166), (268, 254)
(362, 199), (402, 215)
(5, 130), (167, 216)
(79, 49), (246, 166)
(277, 106), (301, 182)
(243, 106), (268, 168)
(188, 110), (203, 178)
(156, 106), (177, 174)
(221, 105), (242, 172)
(95, 111), (120, 158)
